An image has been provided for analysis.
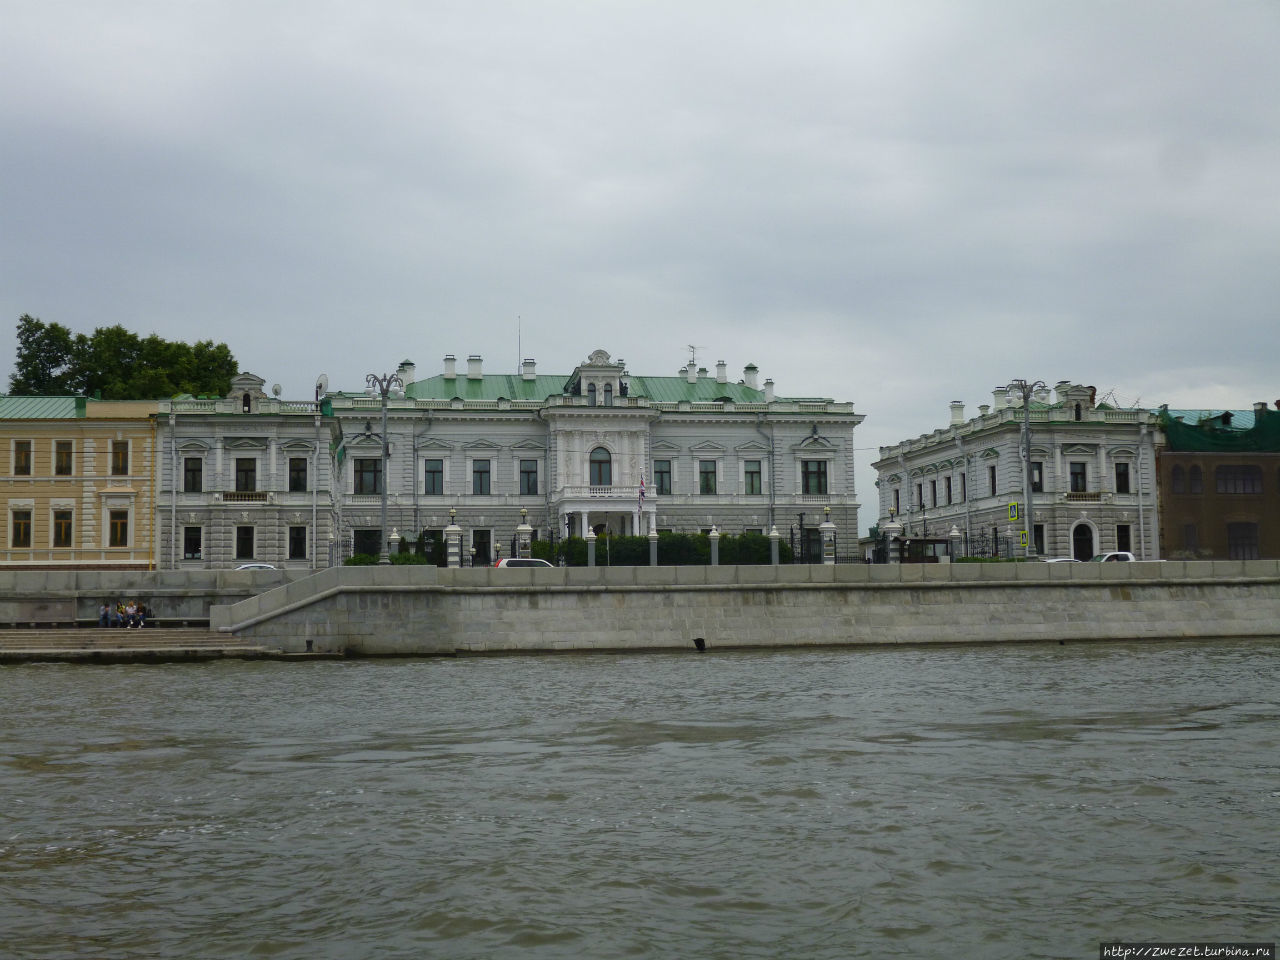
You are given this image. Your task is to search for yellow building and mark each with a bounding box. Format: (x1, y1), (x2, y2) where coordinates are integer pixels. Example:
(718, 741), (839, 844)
(1, 396), (159, 568)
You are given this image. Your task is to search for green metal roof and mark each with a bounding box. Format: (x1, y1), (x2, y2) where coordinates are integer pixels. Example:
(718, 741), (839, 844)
(1165, 409), (1257, 430)
(400, 374), (773, 403)
(0, 396), (84, 419)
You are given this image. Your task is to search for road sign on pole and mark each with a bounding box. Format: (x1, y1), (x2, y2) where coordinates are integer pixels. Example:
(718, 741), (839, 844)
(1008, 502), (1020, 522)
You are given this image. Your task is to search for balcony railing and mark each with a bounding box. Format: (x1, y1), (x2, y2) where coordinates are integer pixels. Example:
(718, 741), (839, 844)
(223, 491), (270, 503)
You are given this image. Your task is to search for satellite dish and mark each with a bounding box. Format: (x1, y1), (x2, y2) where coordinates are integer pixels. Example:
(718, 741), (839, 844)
(271, 383), (282, 397)
(315, 374), (329, 399)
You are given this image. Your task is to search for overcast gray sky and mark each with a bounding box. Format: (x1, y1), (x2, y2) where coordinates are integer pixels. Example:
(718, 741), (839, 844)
(4, 1), (1278, 532)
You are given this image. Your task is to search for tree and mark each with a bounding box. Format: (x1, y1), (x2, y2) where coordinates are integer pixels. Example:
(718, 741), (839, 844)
(8, 314), (76, 394)
(7, 316), (239, 399)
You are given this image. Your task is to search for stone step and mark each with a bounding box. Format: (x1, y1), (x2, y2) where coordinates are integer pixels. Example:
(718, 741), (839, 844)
(0, 628), (261, 653)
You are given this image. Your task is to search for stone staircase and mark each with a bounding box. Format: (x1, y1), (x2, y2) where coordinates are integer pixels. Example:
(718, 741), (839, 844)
(0, 627), (275, 662)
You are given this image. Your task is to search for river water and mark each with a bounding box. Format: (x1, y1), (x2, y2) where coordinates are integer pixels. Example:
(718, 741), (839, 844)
(2, 639), (1278, 960)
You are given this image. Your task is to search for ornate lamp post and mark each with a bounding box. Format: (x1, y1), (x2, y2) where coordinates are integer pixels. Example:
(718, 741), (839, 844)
(366, 370), (404, 564)
(1008, 379), (1046, 559)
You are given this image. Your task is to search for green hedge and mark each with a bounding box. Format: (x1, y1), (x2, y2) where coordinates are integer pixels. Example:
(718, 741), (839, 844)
(531, 532), (793, 567)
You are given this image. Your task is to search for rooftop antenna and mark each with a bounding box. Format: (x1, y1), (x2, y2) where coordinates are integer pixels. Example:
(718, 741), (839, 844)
(687, 344), (704, 366)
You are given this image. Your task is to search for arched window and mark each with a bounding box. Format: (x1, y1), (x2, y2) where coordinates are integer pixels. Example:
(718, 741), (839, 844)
(1074, 402), (1082, 421)
(242, 393), (252, 413)
(604, 383), (613, 407)
(1189, 465), (1203, 494)
(587, 383), (597, 407)
(589, 447), (612, 486)
(1171, 465), (1186, 494)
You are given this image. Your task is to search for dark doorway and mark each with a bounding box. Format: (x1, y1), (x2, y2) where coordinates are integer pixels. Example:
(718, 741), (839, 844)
(354, 529), (382, 557)
(1072, 524), (1094, 561)
(472, 530), (492, 566)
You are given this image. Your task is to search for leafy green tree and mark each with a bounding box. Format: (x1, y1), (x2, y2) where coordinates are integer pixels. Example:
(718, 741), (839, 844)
(8, 316), (239, 399)
(8, 314), (76, 394)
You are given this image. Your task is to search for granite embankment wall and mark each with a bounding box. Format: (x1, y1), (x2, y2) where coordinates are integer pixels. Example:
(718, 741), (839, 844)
(0, 569), (308, 625)
(211, 560), (1280, 656)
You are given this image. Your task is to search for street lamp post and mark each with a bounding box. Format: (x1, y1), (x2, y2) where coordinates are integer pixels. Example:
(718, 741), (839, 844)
(366, 370), (404, 564)
(1009, 379), (1046, 560)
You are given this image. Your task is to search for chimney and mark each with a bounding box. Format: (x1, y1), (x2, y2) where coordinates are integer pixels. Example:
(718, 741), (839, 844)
(978, 404), (990, 416)
(396, 358), (415, 384)
(467, 355), (483, 380)
(716, 360), (727, 384)
(443, 355), (457, 379)
(763, 379), (775, 402)
(521, 358), (536, 381)
(949, 401), (965, 424)
(1254, 401), (1268, 420)
(992, 387), (1008, 411)
(697, 366), (708, 380)
(686, 364), (697, 384)
(743, 363), (759, 390)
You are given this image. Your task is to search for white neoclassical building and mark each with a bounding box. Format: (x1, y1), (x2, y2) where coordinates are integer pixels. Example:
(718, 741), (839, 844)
(872, 382), (1162, 560)
(156, 351), (864, 567)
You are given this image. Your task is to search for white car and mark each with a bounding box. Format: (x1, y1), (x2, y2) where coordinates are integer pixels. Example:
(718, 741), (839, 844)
(493, 558), (553, 568)
(1041, 557), (1080, 562)
(235, 562), (277, 570)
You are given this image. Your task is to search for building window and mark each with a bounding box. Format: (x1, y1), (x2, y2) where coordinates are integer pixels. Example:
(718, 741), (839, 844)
(183, 457), (203, 493)
(1115, 462), (1131, 494)
(472, 459), (491, 495)
(1227, 522), (1260, 560)
(183, 526), (202, 560)
(960, 473), (966, 502)
(1033, 524), (1045, 556)
(654, 459), (672, 496)
(699, 460), (717, 495)
(1069, 462), (1087, 493)
(235, 525), (255, 559)
(111, 441), (129, 476)
(929, 478), (937, 507)
(288, 526), (307, 560)
(587, 383), (597, 406)
(53, 510), (73, 548)
(603, 383), (613, 407)
(519, 459), (538, 495)
(11, 510), (32, 548)
(55, 441), (73, 476)
(1117, 524), (1132, 553)
(109, 510), (129, 547)
(235, 458), (257, 492)
(916, 482), (924, 509)
(354, 458), (382, 495)
(1182, 524), (1198, 552)
(1216, 465), (1262, 494)
(289, 457), (308, 493)
(945, 476), (953, 505)
(1030, 461), (1044, 493)
(802, 461), (828, 496)
(744, 460), (762, 495)
(892, 488), (901, 514)
(988, 465), (997, 497)
(1189, 465), (1203, 494)
(1171, 465), (1186, 494)
(14, 440), (32, 476)
(424, 459), (444, 495)
(590, 448), (612, 487)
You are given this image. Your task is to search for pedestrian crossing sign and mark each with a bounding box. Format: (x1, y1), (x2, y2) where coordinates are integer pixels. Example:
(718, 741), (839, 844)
(1008, 502), (1020, 522)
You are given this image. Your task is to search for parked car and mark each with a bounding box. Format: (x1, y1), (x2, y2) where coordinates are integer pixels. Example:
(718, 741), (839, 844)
(1091, 552), (1137, 562)
(1041, 557), (1080, 562)
(235, 562), (277, 570)
(493, 558), (553, 568)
